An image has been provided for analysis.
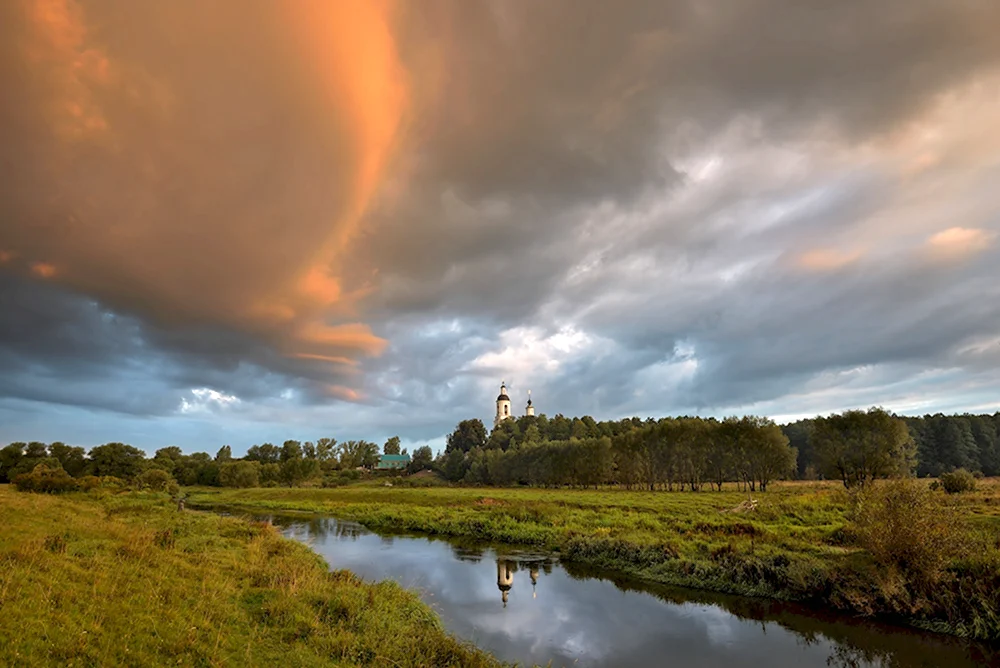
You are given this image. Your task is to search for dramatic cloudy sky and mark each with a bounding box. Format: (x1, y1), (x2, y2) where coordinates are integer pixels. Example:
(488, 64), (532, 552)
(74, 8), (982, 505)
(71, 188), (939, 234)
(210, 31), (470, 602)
(2, 0), (1000, 453)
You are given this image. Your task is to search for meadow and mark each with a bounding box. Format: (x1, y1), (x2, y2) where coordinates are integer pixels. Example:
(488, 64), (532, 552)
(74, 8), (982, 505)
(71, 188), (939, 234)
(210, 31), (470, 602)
(188, 478), (1000, 640)
(0, 485), (501, 667)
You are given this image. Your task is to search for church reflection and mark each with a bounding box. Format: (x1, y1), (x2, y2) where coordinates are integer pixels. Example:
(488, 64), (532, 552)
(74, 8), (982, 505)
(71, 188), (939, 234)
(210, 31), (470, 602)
(495, 556), (552, 607)
(497, 559), (514, 607)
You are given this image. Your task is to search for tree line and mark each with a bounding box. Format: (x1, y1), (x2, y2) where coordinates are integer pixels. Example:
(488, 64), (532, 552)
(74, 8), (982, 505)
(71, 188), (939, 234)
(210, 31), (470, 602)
(437, 407), (930, 490)
(0, 438), (434, 489)
(439, 415), (796, 490)
(783, 412), (1000, 479)
(2, 407), (993, 492)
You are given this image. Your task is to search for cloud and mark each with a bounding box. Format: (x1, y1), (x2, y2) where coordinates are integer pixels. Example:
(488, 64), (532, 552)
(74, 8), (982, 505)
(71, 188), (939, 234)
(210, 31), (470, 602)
(926, 227), (995, 260)
(2, 0), (1000, 450)
(0, 0), (404, 394)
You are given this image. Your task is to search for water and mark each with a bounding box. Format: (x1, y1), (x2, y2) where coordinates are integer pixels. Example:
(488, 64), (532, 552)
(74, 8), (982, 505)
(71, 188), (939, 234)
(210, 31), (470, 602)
(272, 515), (994, 668)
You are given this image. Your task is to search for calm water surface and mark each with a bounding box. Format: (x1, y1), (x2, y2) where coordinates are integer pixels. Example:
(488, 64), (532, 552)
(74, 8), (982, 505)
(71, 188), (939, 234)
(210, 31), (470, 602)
(269, 515), (994, 668)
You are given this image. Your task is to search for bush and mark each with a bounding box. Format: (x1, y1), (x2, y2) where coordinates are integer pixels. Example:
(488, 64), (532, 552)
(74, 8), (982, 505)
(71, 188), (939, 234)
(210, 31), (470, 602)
(12, 464), (77, 493)
(135, 468), (176, 492)
(939, 469), (976, 494)
(850, 478), (962, 584)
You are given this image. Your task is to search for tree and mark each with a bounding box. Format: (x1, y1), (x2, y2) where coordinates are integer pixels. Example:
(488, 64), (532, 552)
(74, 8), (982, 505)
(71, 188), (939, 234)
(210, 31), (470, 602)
(810, 408), (915, 488)
(219, 461), (261, 488)
(260, 463), (281, 486)
(440, 449), (468, 482)
(383, 436), (401, 455)
(747, 418), (796, 491)
(0, 442), (25, 483)
(409, 445), (433, 473)
(781, 420), (814, 477)
(87, 443), (146, 479)
(486, 420), (519, 451)
(280, 440), (303, 462)
(215, 445), (233, 462)
(316, 438), (337, 462)
(338, 440), (379, 469)
(522, 424), (542, 446)
(48, 442), (87, 478)
(25, 442), (48, 459)
(245, 443), (280, 464)
(446, 419), (487, 453)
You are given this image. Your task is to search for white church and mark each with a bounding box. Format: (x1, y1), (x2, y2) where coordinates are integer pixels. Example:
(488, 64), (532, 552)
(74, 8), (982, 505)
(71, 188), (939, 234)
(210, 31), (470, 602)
(494, 381), (534, 428)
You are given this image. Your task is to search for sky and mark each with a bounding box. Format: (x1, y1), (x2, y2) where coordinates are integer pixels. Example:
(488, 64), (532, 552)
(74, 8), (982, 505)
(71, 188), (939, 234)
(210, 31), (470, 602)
(2, 0), (1000, 455)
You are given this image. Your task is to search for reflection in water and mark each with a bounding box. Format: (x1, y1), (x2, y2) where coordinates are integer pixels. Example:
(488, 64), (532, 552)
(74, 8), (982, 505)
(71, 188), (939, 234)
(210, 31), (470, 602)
(254, 513), (996, 668)
(496, 559), (513, 607)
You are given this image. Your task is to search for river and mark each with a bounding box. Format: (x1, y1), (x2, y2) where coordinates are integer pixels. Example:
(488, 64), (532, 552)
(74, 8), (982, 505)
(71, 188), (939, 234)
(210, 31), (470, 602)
(267, 515), (994, 667)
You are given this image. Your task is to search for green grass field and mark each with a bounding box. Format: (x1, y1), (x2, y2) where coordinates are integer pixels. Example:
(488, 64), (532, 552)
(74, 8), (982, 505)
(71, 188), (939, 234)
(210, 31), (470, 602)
(188, 479), (1000, 639)
(0, 485), (501, 667)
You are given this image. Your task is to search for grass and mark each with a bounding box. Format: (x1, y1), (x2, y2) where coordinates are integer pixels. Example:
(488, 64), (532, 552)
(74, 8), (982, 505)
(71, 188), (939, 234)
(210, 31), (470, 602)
(187, 479), (1000, 640)
(0, 485), (502, 667)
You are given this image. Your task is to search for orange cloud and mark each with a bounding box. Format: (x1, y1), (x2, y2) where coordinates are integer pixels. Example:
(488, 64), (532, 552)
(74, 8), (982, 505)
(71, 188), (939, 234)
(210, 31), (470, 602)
(926, 227), (994, 260)
(27, 0), (112, 140)
(31, 262), (58, 278)
(2, 0), (409, 397)
(323, 385), (364, 402)
(796, 248), (863, 272)
(296, 322), (387, 358)
(291, 353), (360, 367)
(288, 0), (407, 255)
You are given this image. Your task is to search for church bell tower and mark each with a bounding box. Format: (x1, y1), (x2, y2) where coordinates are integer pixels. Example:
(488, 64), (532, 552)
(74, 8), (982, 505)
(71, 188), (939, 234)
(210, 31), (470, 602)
(494, 381), (511, 428)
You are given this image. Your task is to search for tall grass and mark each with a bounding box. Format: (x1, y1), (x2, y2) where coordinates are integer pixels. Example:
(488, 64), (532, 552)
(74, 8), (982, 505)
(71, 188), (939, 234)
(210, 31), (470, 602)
(0, 486), (502, 667)
(189, 479), (1000, 640)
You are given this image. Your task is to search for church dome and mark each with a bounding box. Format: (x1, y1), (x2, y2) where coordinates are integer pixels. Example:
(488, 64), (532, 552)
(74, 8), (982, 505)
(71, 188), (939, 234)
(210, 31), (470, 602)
(497, 393), (510, 402)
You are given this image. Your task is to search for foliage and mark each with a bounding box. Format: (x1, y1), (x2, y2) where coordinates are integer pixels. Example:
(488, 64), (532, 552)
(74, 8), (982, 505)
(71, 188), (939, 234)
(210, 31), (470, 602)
(850, 478), (962, 584)
(245, 442), (280, 464)
(219, 461), (261, 488)
(940, 469), (977, 494)
(409, 445), (434, 473)
(134, 468), (176, 492)
(438, 416), (795, 490)
(337, 440), (380, 470)
(87, 442), (147, 479)
(810, 408), (915, 488)
(785, 413), (1000, 480)
(446, 419), (487, 453)
(383, 436), (401, 455)
(0, 487), (500, 667)
(2, 407), (997, 496)
(13, 463), (78, 493)
(48, 442), (87, 476)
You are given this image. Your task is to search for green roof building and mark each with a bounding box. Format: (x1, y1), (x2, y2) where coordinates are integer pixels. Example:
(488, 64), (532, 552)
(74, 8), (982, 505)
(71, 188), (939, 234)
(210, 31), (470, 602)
(376, 454), (411, 470)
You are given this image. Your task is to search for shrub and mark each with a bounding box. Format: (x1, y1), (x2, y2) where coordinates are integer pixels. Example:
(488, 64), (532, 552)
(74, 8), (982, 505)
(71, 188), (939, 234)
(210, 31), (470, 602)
(939, 469), (976, 494)
(12, 464), (77, 493)
(850, 477), (962, 584)
(76, 475), (103, 491)
(134, 468), (176, 492)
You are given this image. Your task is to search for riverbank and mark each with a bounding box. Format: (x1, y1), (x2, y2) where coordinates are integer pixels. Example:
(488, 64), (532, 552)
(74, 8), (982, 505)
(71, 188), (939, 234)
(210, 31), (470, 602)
(187, 481), (1000, 640)
(0, 486), (502, 667)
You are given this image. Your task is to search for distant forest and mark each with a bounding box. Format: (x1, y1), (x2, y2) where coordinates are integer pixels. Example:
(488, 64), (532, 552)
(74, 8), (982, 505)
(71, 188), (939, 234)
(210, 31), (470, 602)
(1, 410), (997, 490)
(784, 413), (1000, 478)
